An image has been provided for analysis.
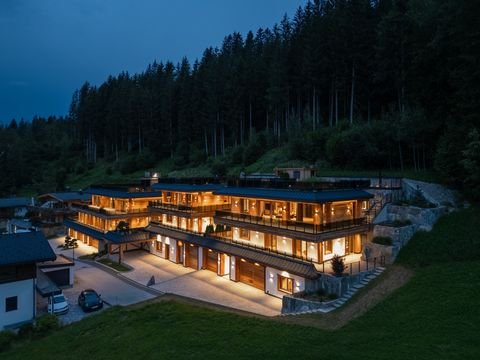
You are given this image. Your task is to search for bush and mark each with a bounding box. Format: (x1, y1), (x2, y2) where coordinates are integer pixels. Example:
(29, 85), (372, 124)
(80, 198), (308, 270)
(372, 236), (393, 246)
(330, 255), (346, 276)
(211, 160), (227, 177)
(0, 331), (16, 352)
(204, 224), (215, 234)
(35, 314), (59, 334)
(17, 323), (34, 338)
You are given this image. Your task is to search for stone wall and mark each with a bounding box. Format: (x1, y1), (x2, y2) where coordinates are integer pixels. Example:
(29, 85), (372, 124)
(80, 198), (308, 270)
(281, 295), (336, 314)
(305, 270), (375, 297)
(385, 204), (447, 231)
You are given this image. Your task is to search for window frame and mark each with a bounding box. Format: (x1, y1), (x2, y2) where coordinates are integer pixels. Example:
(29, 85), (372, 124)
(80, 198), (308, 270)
(277, 275), (294, 294)
(5, 296), (18, 312)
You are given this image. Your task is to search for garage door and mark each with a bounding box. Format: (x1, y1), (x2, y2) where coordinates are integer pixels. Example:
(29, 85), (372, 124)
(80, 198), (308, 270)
(186, 244), (199, 269)
(205, 249), (218, 273)
(45, 269), (70, 287)
(238, 259), (265, 290)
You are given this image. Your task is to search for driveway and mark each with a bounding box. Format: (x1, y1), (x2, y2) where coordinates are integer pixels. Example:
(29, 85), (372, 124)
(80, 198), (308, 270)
(40, 238), (157, 324)
(120, 251), (282, 316)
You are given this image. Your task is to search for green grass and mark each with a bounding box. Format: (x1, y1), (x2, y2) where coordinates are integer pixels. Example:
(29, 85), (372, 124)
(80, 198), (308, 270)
(97, 258), (130, 272)
(2, 207), (480, 359)
(397, 207), (480, 266)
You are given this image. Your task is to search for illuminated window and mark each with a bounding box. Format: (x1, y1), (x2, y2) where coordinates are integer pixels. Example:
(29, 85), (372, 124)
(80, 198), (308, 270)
(324, 240), (333, 254)
(242, 199), (249, 213)
(166, 214), (173, 223)
(156, 241), (162, 252)
(278, 275), (294, 294)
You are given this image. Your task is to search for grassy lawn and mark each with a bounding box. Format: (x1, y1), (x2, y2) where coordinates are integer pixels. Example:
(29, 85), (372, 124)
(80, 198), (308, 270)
(97, 258), (131, 272)
(3, 209), (478, 359)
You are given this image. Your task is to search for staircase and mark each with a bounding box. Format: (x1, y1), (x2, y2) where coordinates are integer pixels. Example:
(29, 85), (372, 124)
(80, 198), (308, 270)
(280, 267), (386, 316)
(331, 266), (386, 309)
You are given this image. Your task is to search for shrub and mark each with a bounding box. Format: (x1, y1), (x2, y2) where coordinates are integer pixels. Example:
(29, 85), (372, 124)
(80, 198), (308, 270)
(35, 314), (59, 335)
(0, 331), (16, 352)
(372, 236), (393, 246)
(204, 224), (215, 234)
(214, 224), (225, 233)
(316, 288), (326, 297)
(17, 323), (34, 338)
(330, 255), (346, 276)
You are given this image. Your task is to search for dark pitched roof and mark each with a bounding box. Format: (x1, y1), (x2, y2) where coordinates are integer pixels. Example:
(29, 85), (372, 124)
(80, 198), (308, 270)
(151, 183), (222, 193)
(146, 224), (319, 279)
(88, 188), (161, 199)
(0, 197), (31, 208)
(0, 232), (56, 266)
(39, 191), (91, 203)
(213, 187), (373, 203)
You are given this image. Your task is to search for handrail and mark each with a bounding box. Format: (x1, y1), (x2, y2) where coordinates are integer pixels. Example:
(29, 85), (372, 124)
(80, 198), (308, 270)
(149, 201), (231, 213)
(148, 220), (383, 274)
(214, 210), (368, 234)
(72, 204), (150, 216)
(149, 220), (318, 265)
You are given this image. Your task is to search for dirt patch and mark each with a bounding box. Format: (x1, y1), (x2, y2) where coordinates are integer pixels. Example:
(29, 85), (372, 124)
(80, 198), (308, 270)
(279, 265), (414, 329)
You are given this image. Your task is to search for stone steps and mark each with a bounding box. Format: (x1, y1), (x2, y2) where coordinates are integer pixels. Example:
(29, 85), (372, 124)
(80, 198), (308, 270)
(329, 267), (386, 310)
(281, 266), (387, 316)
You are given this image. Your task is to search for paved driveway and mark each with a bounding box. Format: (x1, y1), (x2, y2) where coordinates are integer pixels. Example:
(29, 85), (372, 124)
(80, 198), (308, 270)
(41, 238), (157, 324)
(120, 251), (282, 316)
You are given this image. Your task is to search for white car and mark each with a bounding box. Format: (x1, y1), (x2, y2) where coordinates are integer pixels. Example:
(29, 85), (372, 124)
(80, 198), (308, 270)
(48, 292), (69, 315)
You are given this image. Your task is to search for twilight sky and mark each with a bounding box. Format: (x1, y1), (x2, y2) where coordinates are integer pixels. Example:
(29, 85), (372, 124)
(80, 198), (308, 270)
(0, 0), (306, 123)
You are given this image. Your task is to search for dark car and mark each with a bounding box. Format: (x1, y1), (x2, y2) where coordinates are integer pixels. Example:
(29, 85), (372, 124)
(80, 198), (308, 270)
(78, 289), (104, 312)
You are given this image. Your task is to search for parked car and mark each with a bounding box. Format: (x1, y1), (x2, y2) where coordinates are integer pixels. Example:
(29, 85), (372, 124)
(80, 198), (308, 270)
(78, 289), (103, 312)
(48, 292), (69, 315)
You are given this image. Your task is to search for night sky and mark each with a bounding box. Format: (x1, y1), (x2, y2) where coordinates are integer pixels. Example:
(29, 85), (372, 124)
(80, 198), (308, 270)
(0, 0), (306, 123)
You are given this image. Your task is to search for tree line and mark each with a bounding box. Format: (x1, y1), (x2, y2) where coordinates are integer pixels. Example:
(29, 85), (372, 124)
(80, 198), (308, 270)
(1, 0), (479, 199)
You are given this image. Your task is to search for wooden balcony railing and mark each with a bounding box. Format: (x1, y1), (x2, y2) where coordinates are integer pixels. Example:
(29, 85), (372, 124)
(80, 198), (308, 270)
(214, 210), (369, 234)
(148, 201), (231, 213)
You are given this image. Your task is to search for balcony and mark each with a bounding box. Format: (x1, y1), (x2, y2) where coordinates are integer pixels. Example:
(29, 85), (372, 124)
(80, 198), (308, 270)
(72, 204), (150, 218)
(148, 201), (231, 214)
(214, 210), (370, 241)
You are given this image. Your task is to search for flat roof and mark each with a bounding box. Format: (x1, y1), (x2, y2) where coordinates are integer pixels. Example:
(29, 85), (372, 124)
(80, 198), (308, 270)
(0, 232), (56, 266)
(213, 187), (373, 203)
(151, 183), (223, 193)
(88, 188), (161, 199)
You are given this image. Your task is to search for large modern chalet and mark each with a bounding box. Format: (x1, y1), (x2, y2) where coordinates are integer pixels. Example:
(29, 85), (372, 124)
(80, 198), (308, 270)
(65, 180), (375, 298)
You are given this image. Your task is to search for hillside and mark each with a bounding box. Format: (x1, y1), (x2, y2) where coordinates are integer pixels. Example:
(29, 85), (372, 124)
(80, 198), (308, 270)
(2, 207), (479, 360)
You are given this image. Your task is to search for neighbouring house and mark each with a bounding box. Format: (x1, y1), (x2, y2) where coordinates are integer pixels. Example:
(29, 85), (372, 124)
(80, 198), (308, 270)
(28, 191), (91, 237)
(0, 197), (31, 232)
(0, 231), (56, 330)
(274, 167), (315, 181)
(5, 219), (36, 234)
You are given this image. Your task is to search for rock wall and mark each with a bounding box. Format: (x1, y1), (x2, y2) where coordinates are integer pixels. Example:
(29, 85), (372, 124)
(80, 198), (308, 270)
(386, 204), (447, 231)
(306, 270), (375, 297)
